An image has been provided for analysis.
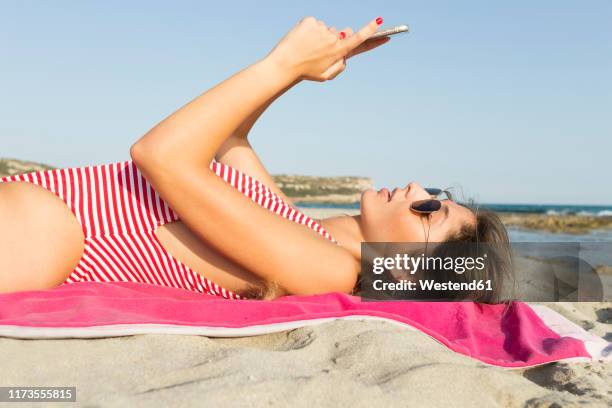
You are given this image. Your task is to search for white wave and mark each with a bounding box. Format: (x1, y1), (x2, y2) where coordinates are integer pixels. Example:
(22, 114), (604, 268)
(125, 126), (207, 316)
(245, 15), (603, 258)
(575, 210), (612, 217)
(546, 209), (612, 217)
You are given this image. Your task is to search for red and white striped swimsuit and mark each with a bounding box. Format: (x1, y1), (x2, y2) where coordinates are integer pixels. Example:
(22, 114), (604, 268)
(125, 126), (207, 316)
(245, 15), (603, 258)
(0, 160), (336, 299)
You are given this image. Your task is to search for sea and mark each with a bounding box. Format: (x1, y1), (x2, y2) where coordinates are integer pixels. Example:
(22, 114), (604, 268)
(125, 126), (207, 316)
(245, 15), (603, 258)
(296, 202), (612, 217)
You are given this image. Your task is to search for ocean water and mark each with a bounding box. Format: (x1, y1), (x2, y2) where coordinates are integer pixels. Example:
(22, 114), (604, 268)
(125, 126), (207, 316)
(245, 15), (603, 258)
(478, 203), (612, 217)
(296, 202), (612, 217)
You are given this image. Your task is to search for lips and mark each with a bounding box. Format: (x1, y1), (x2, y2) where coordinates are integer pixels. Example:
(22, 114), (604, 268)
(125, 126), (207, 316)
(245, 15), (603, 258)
(378, 188), (391, 202)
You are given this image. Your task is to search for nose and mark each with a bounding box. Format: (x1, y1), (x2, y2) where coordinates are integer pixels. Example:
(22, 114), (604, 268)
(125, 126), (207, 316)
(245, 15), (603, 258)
(406, 182), (420, 190)
(405, 182), (431, 200)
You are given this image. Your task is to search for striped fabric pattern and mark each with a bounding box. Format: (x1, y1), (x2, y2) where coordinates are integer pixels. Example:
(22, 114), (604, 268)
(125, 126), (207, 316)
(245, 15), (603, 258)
(0, 160), (336, 299)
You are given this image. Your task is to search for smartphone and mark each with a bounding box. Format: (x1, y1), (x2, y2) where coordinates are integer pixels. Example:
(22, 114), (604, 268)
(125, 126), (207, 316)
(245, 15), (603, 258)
(367, 24), (410, 40)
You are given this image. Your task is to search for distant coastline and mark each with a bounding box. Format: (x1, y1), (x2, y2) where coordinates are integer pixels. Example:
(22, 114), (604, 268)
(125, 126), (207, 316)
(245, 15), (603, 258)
(0, 158), (53, 177)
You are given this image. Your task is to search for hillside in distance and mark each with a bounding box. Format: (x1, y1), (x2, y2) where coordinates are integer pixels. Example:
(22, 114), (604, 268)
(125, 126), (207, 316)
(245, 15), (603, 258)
(0, 158), (54, 177)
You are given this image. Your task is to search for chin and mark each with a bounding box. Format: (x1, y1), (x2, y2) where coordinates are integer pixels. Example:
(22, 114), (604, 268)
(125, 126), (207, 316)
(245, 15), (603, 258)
(359, 189), (375, 211)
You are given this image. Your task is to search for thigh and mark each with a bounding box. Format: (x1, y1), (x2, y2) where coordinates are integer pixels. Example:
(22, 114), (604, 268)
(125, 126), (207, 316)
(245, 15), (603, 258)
(0, 181), (85, 293)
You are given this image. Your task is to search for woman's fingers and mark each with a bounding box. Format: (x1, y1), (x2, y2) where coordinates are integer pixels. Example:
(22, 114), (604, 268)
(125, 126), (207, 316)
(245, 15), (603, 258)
(273, 16), (383, 82)
(325, 19), (384, 81)
(347, 36), (390, 59)
(325, 36), (389, 79)
(339, 18), (382, 55)
(318, 19), (383, 81)
(338, 27), (353, 40)
(327, 63), (346, 80)
(319, 58), (346, 81)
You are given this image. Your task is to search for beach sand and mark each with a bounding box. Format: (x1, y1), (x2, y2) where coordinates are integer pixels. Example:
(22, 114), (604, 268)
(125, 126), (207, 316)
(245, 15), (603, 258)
(0, 302), (610, 407)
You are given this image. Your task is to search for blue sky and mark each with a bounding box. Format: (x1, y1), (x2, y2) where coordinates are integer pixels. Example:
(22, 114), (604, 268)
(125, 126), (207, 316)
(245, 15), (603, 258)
(1, 1), (610, 205)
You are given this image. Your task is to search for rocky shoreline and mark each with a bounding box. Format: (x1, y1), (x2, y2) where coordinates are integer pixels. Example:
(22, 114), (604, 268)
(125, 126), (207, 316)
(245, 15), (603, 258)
(498, 213), (612, 234)
(273, 173), (371, 204)
(0, 158), (53, 177)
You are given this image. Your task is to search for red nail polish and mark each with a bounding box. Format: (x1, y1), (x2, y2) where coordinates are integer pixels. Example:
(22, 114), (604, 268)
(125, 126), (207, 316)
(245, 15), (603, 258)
(376, 17), (383, 25)
(339, 31), (346, 39)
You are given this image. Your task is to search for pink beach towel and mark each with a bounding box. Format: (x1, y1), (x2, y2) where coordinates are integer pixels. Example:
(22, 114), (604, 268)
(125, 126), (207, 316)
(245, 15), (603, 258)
(0, 281), (609, 368)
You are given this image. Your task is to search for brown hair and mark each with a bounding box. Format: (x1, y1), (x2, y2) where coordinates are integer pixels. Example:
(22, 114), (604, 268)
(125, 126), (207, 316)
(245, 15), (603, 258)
(415, 208), (514, 303)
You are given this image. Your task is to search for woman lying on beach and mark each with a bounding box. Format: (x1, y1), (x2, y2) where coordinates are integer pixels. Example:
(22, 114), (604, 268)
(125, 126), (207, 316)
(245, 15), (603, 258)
(0, 16), (510, 301)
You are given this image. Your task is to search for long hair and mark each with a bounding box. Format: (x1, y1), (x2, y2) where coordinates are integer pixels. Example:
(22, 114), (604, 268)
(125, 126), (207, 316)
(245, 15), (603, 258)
(412, 208), (514, 303)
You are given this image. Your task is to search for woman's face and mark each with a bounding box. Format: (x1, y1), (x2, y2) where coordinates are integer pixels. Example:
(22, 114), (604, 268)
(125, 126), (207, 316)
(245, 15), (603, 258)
(360, 182), (475, 242)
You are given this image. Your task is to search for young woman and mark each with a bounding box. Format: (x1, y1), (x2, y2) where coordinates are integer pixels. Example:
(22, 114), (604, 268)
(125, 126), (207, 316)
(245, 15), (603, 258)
(0, 17), (510, 301)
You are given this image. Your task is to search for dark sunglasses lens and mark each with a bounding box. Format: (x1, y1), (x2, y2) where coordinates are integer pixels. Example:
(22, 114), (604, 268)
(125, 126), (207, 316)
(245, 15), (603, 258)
(425, 188), (442, 196)
(412, 199), (442, 213)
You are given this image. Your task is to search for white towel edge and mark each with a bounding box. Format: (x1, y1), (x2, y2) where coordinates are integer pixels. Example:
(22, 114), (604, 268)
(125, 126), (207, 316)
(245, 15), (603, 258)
(529, 304), (612, 362)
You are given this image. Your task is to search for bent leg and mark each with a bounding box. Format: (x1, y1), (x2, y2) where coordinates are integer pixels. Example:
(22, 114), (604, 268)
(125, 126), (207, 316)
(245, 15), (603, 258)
(0, 182), (84, 293)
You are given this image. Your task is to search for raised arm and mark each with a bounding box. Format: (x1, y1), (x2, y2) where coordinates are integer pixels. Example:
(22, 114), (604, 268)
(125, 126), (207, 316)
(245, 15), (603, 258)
(214, 79), (299, 204)
(216, 27), (390, 206)
(131, 17), (382, 295)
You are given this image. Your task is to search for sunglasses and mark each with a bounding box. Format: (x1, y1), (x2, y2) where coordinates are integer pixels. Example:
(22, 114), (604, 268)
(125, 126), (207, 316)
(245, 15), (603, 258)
(410, 188), (454, 215)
